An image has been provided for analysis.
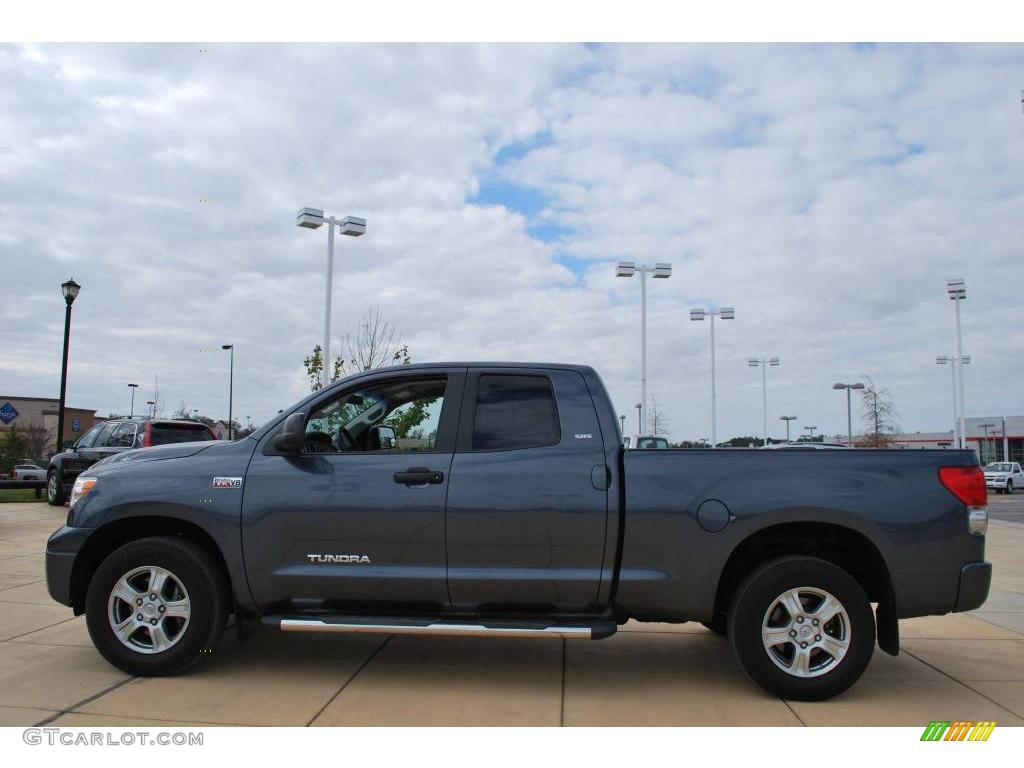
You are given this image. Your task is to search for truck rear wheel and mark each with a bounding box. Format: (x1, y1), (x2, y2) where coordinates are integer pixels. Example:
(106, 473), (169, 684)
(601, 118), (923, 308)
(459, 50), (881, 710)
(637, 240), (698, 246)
(727, 556), (874, 701)
(85, 536), (229, 676)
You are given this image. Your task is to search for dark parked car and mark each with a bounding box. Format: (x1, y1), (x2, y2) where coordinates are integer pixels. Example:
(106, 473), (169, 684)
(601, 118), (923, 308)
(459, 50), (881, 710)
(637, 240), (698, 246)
(46, 418), (218, 505)
(46, 363), (990, 700)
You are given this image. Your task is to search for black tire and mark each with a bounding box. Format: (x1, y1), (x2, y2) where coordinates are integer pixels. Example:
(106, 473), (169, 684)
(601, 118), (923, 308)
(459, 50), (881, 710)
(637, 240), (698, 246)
(1007, 481), (1014, 495)
(701, 612), (728, 636)
(46, 470), (66, 506)
(727, 556), (874, 701)
(85, 536), (229, 676)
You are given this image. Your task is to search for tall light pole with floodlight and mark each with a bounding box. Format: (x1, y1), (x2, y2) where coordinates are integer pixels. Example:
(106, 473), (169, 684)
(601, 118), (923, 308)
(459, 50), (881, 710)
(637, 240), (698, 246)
(803, 425), (818, 440)
(222, 344), (234, 440)
(128, 383), (138, 418)
(56, 278), (81, 452)
(616, 261), (672, 434)
(619, 414), (626, 435)
(690, 306), (735, 448)
(297, 207), (366, 387)
(635, 402), (642, 437)
(748, 357), (780, 446)
(779, 415), (797, 442)
(832, 382), (865, 447)
(936, 355), (970, 448)
(947, 279), (967, 448)
(146, 400), (155, 418)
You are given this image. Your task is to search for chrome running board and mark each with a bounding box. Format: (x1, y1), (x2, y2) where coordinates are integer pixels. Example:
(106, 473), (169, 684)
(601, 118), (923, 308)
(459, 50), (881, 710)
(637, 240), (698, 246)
(268, 616), (613, 639)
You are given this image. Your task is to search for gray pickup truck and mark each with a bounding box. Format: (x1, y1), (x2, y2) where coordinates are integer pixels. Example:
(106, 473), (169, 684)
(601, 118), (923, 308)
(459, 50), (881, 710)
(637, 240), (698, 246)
(46, 362), (991, 700)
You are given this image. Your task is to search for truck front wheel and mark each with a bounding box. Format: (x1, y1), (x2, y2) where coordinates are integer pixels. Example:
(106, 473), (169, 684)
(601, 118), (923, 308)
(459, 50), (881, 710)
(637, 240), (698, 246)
(727, 556), (874, 701)
(85, 536), (229, 676)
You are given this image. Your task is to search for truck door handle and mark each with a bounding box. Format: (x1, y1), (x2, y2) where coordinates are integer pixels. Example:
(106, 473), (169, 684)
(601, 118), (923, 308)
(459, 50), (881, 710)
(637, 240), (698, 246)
(393, 467), (444, 486)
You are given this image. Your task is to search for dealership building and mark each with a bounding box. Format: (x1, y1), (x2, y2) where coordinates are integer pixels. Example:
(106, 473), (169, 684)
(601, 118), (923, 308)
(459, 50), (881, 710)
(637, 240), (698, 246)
(0, 395), (99, 455)
(892, 415), (1024, 464)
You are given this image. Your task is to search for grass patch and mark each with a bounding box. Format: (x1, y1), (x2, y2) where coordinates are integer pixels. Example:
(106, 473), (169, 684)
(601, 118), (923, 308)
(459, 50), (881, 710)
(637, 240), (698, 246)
(0, 488), (46, 503)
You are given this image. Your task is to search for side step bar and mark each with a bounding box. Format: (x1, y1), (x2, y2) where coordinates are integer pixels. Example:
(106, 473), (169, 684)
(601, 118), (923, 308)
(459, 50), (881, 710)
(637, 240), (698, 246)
(264, 616), (616, 640)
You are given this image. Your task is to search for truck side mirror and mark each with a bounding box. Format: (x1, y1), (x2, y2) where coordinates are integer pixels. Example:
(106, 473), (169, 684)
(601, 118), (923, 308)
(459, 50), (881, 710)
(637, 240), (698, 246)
(273, 412), (307, 454)
(371, 425), (397, 450)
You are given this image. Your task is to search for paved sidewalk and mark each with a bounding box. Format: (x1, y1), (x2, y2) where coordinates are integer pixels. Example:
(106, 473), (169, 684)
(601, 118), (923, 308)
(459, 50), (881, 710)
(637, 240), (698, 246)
(1, 502), (1021, 726)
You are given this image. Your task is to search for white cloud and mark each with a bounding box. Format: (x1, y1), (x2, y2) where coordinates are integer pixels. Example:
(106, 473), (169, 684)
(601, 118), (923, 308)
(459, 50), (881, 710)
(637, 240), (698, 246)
(1, 43), (1022, 441)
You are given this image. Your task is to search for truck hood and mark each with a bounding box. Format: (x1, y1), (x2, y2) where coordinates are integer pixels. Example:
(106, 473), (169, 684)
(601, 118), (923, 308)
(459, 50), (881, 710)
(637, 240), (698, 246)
(96, 441), (219, 468)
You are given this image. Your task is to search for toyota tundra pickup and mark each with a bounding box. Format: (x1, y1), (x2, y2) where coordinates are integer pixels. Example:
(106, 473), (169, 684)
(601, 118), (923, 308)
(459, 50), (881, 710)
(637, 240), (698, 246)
(45, 363), (992, 700)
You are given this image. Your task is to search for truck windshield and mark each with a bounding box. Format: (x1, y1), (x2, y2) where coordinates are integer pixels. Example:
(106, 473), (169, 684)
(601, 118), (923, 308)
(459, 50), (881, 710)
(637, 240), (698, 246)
(985, 463), (1012, 472)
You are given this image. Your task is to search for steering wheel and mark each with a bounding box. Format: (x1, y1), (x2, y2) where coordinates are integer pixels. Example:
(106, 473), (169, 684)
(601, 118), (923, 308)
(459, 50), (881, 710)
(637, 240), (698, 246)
(303, 431), (333, 454)
(339, 426), (357, 452)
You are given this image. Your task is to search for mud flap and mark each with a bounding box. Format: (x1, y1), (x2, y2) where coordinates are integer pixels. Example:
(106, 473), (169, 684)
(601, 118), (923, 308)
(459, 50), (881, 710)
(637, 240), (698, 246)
(876, 600), (899, 656)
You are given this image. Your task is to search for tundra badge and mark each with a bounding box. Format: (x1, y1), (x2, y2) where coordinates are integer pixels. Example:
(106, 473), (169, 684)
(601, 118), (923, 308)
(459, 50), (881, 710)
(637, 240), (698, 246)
(212, 477), (243, 489)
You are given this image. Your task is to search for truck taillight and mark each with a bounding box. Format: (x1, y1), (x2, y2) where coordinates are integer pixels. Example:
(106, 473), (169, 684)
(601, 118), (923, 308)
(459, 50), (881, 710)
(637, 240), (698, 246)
(10, 469), (16, 479)
(142, 422), (152, 447)
(939, 466), (988, 536)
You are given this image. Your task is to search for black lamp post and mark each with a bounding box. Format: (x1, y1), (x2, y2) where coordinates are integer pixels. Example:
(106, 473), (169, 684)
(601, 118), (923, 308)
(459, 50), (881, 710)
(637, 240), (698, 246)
(128, 383), (138, 417)
(222, 344), (234, 440)
(56, 278), (81, 453)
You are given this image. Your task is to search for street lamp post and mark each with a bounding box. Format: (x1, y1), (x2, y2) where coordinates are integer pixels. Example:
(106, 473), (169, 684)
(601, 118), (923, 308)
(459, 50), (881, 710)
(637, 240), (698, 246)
(222, 345), (234, 440)
(146, 401), (155, 418)
(56, 278), (81, 452)
(779, 415), (797, 442)
(832, 382), (865, 447)
(616, 261), (672, 434)
(128, 383), (138, 418)
(297, 208), (367, 387)
(619, 414), (626, 436)
(635, 402), (642, 437)
(690, 306), (735, 448)
(748, 357), (780, 446)
(947, 279), (968, 448)
(936, 355), (970, 448)
(803, 425), (818, 440)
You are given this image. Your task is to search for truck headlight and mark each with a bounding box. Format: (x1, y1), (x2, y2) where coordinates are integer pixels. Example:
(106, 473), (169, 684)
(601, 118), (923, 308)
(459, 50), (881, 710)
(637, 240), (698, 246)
(968, 506), (988, 537)
(69, 476), (97, 510)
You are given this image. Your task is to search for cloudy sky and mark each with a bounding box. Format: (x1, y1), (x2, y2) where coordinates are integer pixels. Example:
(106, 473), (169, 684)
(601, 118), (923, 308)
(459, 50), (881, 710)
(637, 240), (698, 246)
(2, 43), (1022, 441)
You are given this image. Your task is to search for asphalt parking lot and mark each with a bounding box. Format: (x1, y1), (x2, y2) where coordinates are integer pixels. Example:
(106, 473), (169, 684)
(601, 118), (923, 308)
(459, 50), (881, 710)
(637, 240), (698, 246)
(989, 493), (1024, 524)
(1, 501), (1022, 727)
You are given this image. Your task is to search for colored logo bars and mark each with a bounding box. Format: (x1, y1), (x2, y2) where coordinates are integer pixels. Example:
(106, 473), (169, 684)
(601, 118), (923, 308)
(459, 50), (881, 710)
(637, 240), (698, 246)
(920, 720), (996, 741)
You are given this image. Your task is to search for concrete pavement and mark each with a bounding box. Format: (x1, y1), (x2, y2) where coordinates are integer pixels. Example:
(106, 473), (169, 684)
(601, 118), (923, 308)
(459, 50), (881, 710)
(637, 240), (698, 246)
(1, 501), (1022, 727)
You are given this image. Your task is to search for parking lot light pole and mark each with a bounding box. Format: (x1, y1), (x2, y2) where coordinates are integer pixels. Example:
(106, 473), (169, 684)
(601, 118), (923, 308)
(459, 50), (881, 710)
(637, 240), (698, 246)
(979, 422), (996, 463)
(803, 425), (818, 440)
(297, 208), (366, 387)
(146, 400), (155, 418)
(936, 355), (970, 448)
(616, 261), (672, 434)
(690, 306), (735, 448)
(779, 415), (797, 441)
(222, 344), (234, 440)
(635, 402), (642, 437)
(947, 279), (967, 448)
(748, 357), (780, 446)
(832, 382), (865, 447)
(56, 278), (81, 452)
(128, 383), (138, 418)
(619, 414), (626, 435)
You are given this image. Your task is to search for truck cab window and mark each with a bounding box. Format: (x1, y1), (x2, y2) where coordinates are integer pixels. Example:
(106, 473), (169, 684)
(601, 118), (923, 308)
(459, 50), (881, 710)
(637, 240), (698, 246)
(471, 374), (560, 450)
(303, 377), (447, 454)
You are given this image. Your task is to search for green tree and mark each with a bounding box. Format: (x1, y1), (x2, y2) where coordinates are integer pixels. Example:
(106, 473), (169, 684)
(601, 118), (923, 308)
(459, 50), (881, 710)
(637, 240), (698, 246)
(0, 426), (30, 474)
(304, 305), (412, 393)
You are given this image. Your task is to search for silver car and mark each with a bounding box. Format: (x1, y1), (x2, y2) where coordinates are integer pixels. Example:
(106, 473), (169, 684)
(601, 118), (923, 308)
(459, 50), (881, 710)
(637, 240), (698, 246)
(10, 464), (46, 481)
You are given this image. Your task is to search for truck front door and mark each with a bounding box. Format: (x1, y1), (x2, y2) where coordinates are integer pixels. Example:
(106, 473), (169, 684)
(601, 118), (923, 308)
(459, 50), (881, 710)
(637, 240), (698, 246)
(444, 369), (610, 613)
(242, 369), (464, 613)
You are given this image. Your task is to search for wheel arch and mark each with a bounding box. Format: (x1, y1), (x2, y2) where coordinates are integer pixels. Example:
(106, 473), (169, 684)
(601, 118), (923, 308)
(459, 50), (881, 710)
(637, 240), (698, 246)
(713, 521), (897, 652)
(69, 516), (233, 615)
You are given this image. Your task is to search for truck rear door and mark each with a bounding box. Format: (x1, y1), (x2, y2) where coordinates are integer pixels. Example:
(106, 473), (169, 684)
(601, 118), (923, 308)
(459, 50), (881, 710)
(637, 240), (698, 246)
(444, 368), (610, 613)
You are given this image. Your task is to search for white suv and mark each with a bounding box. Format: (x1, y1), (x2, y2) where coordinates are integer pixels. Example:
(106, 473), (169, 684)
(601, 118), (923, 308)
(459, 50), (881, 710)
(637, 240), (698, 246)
(983, 461), (1023, 494)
